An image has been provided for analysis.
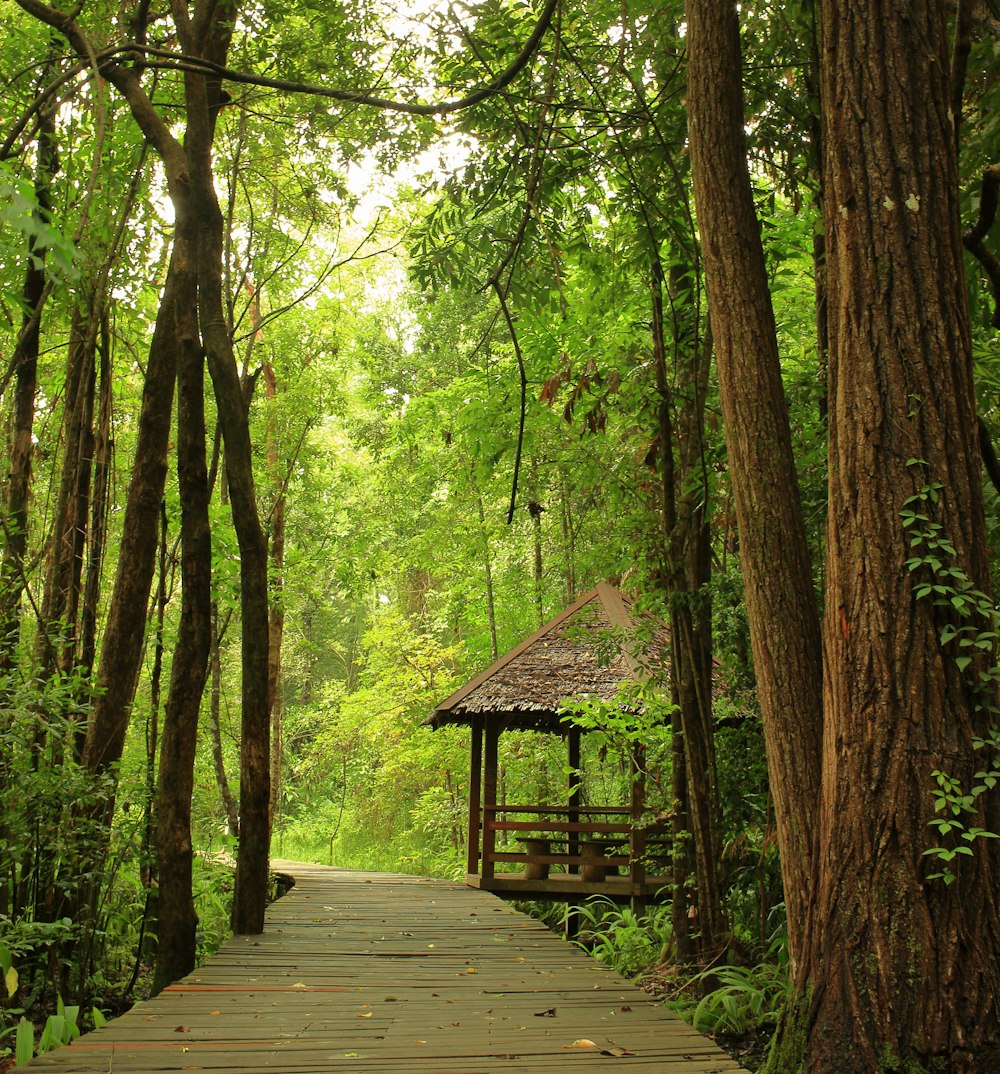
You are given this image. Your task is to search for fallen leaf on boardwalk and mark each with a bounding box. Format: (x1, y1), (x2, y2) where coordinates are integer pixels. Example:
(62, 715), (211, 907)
(344, 1053), (362, 1058)
(534, 1008), (557, 1017)
(465, 967), (477, 974)
(290, 982), (308, 989)
(600, 1047), (636, 1057)
(564, 1039), (598, 1049)
(174, 1026), (190, 1033)
(356, 1012), (374, 1018)
(210, 1011), (221, 1016)
(620, 1006), (632, 1012)
(384, 996), (397, 1001)
(416, 1039), (427, 1044)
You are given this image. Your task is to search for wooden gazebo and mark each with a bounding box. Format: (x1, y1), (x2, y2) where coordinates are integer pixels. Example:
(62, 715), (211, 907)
(429, 582), (671, 906)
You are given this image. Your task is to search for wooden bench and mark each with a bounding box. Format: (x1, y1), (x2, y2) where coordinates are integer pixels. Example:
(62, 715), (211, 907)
(512, 835), (628, 881)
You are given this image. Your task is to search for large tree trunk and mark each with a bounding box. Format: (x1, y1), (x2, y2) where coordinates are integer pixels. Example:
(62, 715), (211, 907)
(685, 0), (824, 977)
(794, 2), (1000, 1069)
(687, 1), (1000, 1069)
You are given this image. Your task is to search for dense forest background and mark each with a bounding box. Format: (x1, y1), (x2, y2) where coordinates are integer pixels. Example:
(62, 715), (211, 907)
(3, 1), (1000, 1071)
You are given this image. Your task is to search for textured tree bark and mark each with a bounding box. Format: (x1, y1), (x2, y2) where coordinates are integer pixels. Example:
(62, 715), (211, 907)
(153, 216), (212, 994)
(795, 2), (1000, 1069)
(82, 257), (178, 777)
(170, 5), (271, 933)
(685, 0), (824, 978)
(688, 0), (1000, 1069)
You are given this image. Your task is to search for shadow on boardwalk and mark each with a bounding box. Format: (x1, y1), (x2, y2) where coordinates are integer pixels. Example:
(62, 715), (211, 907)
(20, 861), (745, 1073)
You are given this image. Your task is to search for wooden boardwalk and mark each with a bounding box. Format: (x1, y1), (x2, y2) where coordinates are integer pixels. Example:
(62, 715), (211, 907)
(21, 862), (745, 1073)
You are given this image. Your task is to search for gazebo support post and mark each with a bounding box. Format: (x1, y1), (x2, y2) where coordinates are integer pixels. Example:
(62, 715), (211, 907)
(467, 715), (484, 879)
(630, 744), (647, 916)
(481, 720), (501, 884)
(567, 727), (581, 872)
(565, 726), (583, 940)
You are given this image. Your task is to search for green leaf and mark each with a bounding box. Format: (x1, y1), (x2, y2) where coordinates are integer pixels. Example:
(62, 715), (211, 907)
(16, 1018), (34, 1066)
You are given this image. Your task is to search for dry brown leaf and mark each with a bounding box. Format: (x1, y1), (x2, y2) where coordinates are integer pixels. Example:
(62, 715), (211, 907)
(601, 1047), (636, 1057)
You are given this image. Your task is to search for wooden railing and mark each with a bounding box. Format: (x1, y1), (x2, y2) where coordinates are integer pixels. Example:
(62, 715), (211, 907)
(477, 805), (670, 887)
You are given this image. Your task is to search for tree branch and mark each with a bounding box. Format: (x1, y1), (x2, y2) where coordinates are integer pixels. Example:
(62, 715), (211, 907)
(963, 162), (1000, 327)
(14, 0), (559, 121)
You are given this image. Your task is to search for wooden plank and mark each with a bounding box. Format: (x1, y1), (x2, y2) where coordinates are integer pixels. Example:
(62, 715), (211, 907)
(19, 862), (745, 1074)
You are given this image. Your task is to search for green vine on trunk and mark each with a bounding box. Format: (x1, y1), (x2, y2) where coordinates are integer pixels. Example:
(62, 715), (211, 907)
(902, 463), (1000, 883)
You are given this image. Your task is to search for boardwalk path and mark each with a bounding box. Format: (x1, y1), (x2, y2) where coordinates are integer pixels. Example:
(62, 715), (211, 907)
(24, 862), (745, 1073)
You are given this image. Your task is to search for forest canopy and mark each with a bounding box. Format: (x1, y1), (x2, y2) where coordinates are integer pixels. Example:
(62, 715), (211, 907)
(3, 1), (1000, 1071)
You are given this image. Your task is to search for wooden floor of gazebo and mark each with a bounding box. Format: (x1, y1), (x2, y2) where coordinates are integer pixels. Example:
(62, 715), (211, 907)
(18, 861), (745, 1073)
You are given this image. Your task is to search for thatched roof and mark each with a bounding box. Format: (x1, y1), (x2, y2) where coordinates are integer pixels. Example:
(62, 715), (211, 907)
(429, 582), (668, 733)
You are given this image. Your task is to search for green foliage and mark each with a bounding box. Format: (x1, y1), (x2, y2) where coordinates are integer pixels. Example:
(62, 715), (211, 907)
(0, 159), (78, 285)
(686, 962), (789, 1037)
(568, 898), (673, 979)
(902, 469), (1000, 882)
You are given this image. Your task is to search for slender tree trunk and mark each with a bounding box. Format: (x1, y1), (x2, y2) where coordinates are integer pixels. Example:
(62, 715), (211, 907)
(669, 701), (695, 962)
(209, 601), (240, 835)
(263, 361), (285, 830)
(82, 255), (179, 777)
(0, 102), (57, 676)
(37, 302), (97, 679)
(559, 474), (576, 605)
(135, 502), (170, 978)
(78, 310), (112, 690)
(652, 255), (725, 963)
(529, 459), (544, 627)
(153, 224), (212, 992)
(477, 493), (499, 662)
(686, 0), (824, 976)
(170, 8), (270, 931)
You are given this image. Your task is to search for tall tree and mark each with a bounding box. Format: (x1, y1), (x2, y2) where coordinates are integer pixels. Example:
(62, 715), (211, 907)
(687, 1), (1000, 1070)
